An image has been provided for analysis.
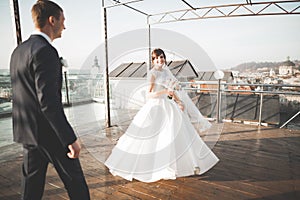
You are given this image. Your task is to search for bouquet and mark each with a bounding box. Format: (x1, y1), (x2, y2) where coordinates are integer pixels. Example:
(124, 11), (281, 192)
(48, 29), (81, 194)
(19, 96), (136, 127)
(165, 79), (184, 111)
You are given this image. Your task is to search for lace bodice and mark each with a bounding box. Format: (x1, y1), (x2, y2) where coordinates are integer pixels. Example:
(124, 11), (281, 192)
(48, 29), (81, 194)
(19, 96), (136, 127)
(149, 67), (176, 92)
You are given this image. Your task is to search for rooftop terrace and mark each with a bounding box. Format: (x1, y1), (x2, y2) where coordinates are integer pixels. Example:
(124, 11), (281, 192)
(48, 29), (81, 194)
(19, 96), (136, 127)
(0, 102), (299, 199)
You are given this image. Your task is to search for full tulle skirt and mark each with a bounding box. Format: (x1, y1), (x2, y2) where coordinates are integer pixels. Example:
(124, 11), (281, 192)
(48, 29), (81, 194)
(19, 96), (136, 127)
(105, 96), (219, 182)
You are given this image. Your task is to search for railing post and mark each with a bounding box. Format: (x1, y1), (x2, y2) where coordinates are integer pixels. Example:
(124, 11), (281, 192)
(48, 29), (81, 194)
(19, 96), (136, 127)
(64, 71), (70, 106)
(258, 92), (263, 126)
(217, 79), (222, 123)
(214, 70), (224, 123)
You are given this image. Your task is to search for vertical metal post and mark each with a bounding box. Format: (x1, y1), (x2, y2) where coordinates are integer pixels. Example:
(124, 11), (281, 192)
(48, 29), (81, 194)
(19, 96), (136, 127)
(216, 79), (221, 123)
(258, 92), (263, 126)
(64, 71), (70, 106)
(10, 0), (22, 45)
(102, 4), (111, 127)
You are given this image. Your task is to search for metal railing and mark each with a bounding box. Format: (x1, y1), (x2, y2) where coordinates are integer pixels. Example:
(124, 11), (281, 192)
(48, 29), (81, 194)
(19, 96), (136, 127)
(181, 81), (300, 127)
(0, 73), (104, 116)
(1, 73), (299, 129)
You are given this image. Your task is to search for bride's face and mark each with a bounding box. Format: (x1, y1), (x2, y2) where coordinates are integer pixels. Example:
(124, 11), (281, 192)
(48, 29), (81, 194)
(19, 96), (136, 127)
(152, 54), (165, 69)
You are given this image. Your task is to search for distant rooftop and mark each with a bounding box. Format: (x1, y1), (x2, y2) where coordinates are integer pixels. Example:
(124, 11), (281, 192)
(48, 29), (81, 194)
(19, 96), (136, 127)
(197, 71), (232, 82)
(281, 60), (295, 67)
(281, 56), (296, 67)
(109, 60), (199, 79)
(109, 60), (235, 82)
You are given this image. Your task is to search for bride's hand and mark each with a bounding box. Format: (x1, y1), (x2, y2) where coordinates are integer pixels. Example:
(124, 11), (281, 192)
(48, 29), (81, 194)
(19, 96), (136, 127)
(178, 101), (184, 111)
(167, 90), (174, 97)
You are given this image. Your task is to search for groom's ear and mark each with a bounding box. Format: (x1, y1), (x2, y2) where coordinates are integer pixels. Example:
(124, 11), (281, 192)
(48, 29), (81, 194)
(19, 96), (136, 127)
(48, 16), (55, 26)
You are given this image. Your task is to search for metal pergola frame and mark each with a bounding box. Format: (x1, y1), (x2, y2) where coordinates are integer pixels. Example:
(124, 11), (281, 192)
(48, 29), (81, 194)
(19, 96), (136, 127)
(101, 0), (300, 127)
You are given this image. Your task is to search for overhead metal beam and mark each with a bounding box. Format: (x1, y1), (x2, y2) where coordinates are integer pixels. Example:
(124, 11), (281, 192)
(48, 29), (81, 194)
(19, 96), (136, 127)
(147, 0), (300, 25)
(105, 0), (149, 16)
(104, 0), (143, 8)
(246, 0), (253, 5)
(180, 0), (195, 10)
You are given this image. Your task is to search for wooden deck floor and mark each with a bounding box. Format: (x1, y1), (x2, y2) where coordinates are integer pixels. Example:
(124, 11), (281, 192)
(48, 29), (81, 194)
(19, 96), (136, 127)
(0, 122), (299, 200)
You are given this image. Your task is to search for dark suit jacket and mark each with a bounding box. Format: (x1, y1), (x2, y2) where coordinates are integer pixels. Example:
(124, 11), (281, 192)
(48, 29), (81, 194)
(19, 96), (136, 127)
(10, 35), (77, 149)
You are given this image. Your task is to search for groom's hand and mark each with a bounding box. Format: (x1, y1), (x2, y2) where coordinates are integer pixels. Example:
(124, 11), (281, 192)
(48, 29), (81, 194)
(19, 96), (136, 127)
(67, 139), (81, 159)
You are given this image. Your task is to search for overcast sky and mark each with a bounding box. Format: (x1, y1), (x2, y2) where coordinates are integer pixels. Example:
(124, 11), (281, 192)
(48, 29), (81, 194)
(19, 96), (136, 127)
(1, 0), (300, 70)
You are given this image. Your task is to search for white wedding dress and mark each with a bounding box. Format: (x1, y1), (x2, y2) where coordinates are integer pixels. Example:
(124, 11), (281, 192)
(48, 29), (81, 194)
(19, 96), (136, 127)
(104, 67), (219, 182)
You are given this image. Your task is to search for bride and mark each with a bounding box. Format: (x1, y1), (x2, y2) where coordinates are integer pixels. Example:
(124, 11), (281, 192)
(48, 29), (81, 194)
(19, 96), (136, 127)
(104, 48), (219, 182)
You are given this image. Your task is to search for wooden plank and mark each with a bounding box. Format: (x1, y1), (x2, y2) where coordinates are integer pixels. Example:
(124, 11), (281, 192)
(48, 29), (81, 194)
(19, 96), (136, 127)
(1, 121), (299, 200)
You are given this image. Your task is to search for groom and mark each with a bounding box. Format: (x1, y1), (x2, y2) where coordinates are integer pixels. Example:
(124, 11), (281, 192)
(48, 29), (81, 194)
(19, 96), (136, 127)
(10, 1), (90, 199)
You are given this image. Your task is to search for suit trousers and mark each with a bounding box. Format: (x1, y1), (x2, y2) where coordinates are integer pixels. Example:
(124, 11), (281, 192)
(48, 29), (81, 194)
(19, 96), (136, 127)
(21, 144), (90, 200)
